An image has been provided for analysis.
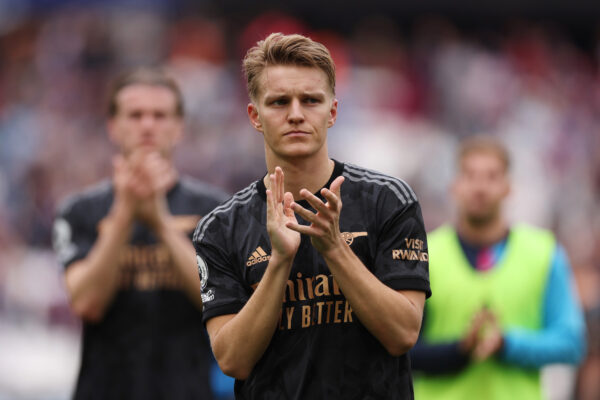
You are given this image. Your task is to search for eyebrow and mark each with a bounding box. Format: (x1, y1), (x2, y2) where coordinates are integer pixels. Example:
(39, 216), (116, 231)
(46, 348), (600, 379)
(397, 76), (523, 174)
(264, 91), (326, 102)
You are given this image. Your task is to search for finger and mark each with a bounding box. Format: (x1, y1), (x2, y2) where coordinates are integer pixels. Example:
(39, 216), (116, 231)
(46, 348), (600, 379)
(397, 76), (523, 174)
(143, 156), (163, 182)
(129, 155), (148, 182)
(266, 189), (274, 214)
(130, 183), (147, 199)
(320, 187), (342, 213)
(463, 330), (479, 352)
(465, 312), (487, 346)
(151, 161), (174, 191)
(145, 151), (162, 164)
(329, 176), (345, 197)
(132, 174), (151, 197)
(283, 192), (295, 218)
(286, 221), (321, 236)
(128, 148), (146, 168)
(131, 162), (150, 185)
(145, 153), (166, 175)
(299, 189), (330, 216)
(475, 340), (495, 361)
(112, 155), (132, 191)
(112, 156), (127, 182)
(275, 166), (284, 202)
(472, 310), (488, 330)
(465, 322), (479, 343)
(269, 173), (278, 204)
(290, 201), (318, 223)
(154, 174), (172, 194)
(473, 336), (492, 360)
(270, 171), (283, 204)
(137, 158), (161, 196)
(473, 344), (487, 361)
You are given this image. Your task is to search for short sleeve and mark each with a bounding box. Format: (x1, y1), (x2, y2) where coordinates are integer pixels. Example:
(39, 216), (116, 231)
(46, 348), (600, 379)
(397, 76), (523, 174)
(194, 220), (250, 324)
(373, 193), (431, 297)
(52, 199), (96, 269)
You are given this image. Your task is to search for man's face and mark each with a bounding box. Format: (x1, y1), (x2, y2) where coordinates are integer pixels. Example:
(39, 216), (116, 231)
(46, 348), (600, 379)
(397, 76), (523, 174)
(247, 65), (337, 162)
(452, 151), (510, 226)
(108, 84), (182, 158)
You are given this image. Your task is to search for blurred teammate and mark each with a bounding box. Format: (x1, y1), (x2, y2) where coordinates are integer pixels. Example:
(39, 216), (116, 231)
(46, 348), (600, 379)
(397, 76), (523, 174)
(53, 68), (228, 399)
(411, 136), (586, 399)
(193, 33), (430, 399)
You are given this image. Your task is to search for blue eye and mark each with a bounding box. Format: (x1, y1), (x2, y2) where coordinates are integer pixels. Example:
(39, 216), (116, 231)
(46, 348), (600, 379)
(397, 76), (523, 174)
(304, 97), (321, 104)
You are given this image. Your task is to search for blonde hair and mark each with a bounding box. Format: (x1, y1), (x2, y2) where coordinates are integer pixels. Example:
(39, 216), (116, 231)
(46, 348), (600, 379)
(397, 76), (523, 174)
(242, 33), (336, 101)
(458, 135), (511, 171)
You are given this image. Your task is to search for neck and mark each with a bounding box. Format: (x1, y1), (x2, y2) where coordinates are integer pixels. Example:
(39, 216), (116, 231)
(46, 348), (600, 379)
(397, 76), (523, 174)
(264, 153), (334, 201)
(455, 214), (508, 247)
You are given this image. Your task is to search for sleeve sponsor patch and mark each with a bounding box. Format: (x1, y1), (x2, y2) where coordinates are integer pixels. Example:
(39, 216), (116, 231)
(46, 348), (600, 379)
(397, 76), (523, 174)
(392, 238), (429, 262)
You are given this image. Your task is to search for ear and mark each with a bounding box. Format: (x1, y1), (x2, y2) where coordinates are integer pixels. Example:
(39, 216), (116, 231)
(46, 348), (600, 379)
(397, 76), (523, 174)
(247, 103), (263, 133)
(327, 98), (338, 128)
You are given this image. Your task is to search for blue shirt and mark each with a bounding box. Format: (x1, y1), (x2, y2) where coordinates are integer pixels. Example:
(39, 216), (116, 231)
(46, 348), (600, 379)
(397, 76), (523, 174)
(502, 245), (586, 367)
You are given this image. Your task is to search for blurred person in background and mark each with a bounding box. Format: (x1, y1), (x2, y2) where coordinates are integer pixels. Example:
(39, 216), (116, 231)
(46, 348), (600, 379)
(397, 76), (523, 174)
(411, 136), (586, 399)
(193, 33), (430, 399)
(52, 68), (229, 400)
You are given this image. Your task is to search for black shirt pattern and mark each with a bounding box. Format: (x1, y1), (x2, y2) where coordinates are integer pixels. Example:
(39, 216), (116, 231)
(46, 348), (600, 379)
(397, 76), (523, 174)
(194, 160), (430, 400)
(53, 177), (229, 400)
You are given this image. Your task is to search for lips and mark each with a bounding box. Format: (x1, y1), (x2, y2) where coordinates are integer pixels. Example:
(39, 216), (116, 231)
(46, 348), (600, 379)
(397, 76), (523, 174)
(140, 138), (156, 146)
(283, 130), (310, 136)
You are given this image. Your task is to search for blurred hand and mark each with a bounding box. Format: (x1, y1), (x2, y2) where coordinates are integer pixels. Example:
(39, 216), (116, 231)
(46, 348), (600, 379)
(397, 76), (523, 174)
(132, 151), (176, 231)
(460, 308), (490, 355)
(111, 150), (176, 231)
(472, 308), (504, 361)
(266, 167), (301, 262)
(112, 152), (140, 214)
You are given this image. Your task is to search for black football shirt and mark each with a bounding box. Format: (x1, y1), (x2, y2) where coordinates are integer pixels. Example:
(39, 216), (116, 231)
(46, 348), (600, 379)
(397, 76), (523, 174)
(194, 160), (430, 400)
(53, 177), (228, 400)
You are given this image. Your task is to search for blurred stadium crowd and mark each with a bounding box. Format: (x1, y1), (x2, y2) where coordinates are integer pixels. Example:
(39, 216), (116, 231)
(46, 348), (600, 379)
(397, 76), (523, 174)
(0, 3), (599, 399)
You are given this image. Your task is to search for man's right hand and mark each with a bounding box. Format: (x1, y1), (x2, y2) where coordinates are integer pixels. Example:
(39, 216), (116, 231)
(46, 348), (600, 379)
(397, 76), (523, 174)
(266, 167), (300, 263)
(206, 167), (302, 380)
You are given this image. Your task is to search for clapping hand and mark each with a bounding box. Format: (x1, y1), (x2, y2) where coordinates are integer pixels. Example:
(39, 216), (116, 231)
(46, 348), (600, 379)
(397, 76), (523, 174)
(286, 175), (345, 256)
(461, 307), (504, 362)
(266, 167), (301, 263)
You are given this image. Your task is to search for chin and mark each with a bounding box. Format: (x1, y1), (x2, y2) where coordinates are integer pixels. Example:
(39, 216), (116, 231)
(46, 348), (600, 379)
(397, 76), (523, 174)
(140, 143), (158, 150)
(278, 147), (320, 159)
(466, 212), (495, 227)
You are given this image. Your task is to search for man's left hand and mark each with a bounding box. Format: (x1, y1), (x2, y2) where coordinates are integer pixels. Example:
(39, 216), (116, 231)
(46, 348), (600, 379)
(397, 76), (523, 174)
(287, 176), (345, 255)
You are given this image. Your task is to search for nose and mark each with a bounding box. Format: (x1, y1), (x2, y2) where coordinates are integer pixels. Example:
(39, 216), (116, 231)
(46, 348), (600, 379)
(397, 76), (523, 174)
(287, 98), (304, 124)
(140, 113), (156, 129)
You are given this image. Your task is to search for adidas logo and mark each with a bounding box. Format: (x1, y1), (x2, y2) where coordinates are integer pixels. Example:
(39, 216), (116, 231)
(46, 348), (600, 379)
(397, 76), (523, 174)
(246, 246), (271, 267)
